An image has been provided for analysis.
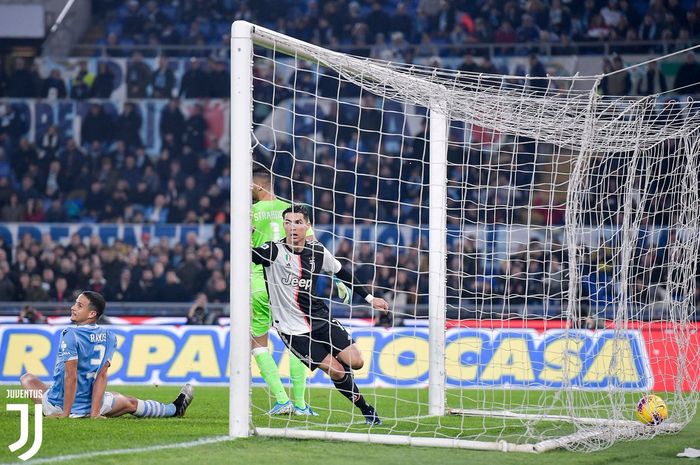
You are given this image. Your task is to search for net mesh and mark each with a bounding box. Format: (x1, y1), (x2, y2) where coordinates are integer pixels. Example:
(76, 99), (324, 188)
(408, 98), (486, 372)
(242, 24), (700, 452)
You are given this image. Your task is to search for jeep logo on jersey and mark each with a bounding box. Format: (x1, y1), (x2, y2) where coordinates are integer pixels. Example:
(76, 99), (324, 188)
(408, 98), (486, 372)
(282, 275), (312, 290)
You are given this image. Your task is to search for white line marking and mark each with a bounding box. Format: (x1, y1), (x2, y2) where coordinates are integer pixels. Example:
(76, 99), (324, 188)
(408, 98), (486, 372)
(1, 436), (233, 465)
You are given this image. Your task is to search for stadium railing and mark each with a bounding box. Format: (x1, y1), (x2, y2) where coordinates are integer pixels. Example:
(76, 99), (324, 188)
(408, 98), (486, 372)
(70, 38), (698, 59)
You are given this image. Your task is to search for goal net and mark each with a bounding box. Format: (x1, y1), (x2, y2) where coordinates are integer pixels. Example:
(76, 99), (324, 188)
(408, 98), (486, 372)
(229, 21), (700, 452)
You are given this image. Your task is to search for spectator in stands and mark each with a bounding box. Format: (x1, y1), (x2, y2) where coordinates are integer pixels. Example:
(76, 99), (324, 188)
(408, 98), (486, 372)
(637, 60), (666, 95)
(26, 274), (50, 301)
(69, 61), (93, 100)
(114, 102), (143, 149)
(160, 99), (185, 143)
(517, 14), (541, 42)
(179, 58), (207, 98)
(8, 58), (38, 98)
(548, 0), (571, 35)
(207, 60), (230, 98)
(386, 2), (411, 39)
(82, 103), (113, 147)
(0, 173), (10, 205)
(528, 53), (549, 94)
(24, 198), (45, 222)
(38, 124), (60, 160)
(480, 57), (500, 75)
(1, 103), (28, 150)
(162, 270), (189, 301)
(51, 276), (73, 303)
(159, 22), (181, 52)
(127, 51), (152, 98)
(45, 198), (68, 222)
(122, 0), (145, 40)
(102, 32), (124, 58)
(601, 55), (631, 95)
(88, 267), (107, 294)
(42, 69), (68, 99)
(139, 268), (159, 301)
(638, 14), (658, 41)
(167, 195), (189, 223)
(366, 2), (389, 38)
(0, 268), (15, 301)
(91, 62), (115, 98)
(674, 52), (700, 94)
(458, 53), (479, 73)
(600, 0), (625, 28)
(152, 56), (176, 98)
(587, 14), (611, 39)
(205, 271), (229, 303)
(143, 0), (169, 37)
(1, 192), (23, 221)
(686, 10), (700, 38)
(145, 193), (169, 223)
(106, 268), (141, 302)
(12, 137), (37, 180)
(59, 138), (86, 176)
(183, 104), (207, 152)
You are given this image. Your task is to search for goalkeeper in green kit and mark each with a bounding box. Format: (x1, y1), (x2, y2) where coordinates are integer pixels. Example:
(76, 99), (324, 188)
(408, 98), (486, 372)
(251, 167), (351, 415)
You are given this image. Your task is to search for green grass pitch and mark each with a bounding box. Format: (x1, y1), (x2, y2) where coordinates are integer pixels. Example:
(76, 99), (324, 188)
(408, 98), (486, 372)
(0, 385), (697, 465)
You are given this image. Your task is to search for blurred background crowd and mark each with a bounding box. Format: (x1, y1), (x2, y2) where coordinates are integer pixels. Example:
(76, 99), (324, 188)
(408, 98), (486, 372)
(1, 0), (699, 323)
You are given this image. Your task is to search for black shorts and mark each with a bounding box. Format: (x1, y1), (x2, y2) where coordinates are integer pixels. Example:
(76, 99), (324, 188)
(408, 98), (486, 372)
(278, 319), (354, 371)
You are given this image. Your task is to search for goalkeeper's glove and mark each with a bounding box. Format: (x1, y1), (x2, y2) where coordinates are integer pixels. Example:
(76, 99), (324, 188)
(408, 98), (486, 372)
(333, 276), (352, 304)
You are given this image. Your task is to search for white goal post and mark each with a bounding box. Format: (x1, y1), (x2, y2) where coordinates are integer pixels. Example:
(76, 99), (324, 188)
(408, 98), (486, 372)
(229, 20), (700, 452)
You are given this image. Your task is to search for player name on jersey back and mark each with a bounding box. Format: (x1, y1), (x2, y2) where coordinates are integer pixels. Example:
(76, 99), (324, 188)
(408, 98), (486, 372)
(253, 210), (283, 222)
(89, 332), (107, 343)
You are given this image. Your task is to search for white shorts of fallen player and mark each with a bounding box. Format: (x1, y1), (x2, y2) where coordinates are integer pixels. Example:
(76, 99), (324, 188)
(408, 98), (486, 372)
(42, 391), (115, 418)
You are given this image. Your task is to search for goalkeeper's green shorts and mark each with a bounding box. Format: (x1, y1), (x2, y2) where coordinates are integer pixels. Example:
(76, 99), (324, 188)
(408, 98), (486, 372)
(251, 273), (272, 338)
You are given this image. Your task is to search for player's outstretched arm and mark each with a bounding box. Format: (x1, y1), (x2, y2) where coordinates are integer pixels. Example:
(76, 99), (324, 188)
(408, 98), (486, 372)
(90, 362), (110, 418)
(333, 265), (390, 314)
(53, 359), (77, 418)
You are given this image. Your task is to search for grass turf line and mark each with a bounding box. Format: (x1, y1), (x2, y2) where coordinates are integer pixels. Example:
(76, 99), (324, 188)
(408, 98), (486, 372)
(0, 385), (697, 465)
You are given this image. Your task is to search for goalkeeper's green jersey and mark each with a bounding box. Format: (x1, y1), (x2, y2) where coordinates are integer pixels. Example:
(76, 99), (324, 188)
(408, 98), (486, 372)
(251, 198), (291, 247)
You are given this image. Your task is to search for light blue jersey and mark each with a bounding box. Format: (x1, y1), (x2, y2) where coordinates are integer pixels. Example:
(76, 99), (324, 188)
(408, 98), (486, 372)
(46, 324), (117, 416)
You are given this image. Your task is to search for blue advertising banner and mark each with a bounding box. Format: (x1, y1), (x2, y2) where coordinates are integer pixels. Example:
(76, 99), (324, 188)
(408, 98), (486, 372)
(0, 325), (652, 390)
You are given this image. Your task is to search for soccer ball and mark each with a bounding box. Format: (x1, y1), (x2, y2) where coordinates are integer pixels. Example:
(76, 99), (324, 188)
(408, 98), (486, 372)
(635, 394), (668, 425)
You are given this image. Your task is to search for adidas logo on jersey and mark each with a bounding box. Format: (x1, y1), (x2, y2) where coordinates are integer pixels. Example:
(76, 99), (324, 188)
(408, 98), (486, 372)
(282, 275), (312, 290)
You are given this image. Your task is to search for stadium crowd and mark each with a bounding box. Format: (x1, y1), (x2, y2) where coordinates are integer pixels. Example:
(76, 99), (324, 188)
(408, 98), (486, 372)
(0, 98), (230, 224)
(0, 228), (230, 305)
(91, 0), (700, 56)
(0, 1), (698, 320)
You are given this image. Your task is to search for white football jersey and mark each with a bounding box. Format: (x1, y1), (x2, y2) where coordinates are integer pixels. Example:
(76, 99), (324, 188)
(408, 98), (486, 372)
(252, 240), (341, 335)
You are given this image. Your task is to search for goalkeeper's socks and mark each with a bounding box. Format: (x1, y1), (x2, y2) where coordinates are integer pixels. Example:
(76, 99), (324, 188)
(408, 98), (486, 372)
(133, 399), (176, 417)
(253, 347), (290, 404)
(332, 372), (368, 410)
(289, 353), (308, 409)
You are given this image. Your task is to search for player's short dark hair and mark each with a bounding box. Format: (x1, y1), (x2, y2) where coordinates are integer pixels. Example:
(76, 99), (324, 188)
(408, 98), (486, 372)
(283, 204), (312, 224)
(252, 165), (272, 184)
(82, 291), (106, 319)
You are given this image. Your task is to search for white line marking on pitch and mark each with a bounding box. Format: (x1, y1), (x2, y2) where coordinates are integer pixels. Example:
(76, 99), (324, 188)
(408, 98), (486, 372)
(1, 436), (233, 465)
